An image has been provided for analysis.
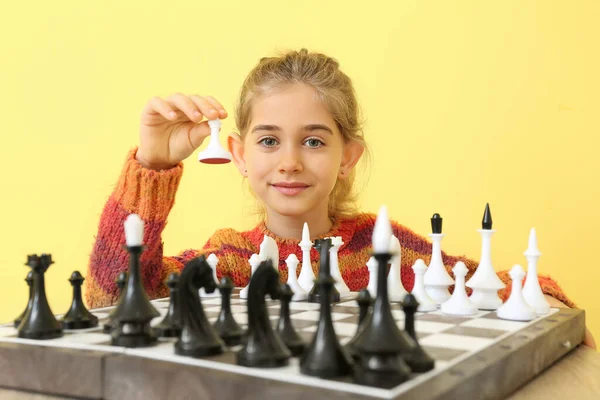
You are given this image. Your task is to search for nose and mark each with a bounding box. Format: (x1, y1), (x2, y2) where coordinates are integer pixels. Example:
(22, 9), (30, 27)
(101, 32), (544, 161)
(277, 144), (304, 174)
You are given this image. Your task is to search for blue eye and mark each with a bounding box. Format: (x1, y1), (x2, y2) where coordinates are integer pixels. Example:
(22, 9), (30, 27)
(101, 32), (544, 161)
(305, 138), (324, 148)
(259, 137), (278, 147)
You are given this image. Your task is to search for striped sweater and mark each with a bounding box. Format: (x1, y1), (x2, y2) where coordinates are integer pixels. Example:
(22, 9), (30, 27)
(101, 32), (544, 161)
(84, 148), (574, 310)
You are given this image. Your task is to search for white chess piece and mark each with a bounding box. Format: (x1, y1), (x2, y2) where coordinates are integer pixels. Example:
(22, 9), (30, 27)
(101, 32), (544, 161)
(522, 228), (550, 315)
(387, 235), (408, 302)
(411, 259), (437, 312)
(240, 254), (260, 299)
(285, 254), (308, 301)
(366, 256), (378, 298)
(297, 222), (316, 292)
(197, 119), (232, 164)
(200, 253), (220, 298)
(259, 235), (279, 269)
(497, 264), (537, 321)
(466, 228), (505, 310)
(424, 232), (454, 304)
(441, 262), (477, 316)
(329, 236), (350, 296)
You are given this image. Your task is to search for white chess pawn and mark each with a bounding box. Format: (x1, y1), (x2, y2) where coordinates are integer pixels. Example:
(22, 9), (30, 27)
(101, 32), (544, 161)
(197, 119), (232, 164)
(297, 222), (316, 292)
(240, 254), (260, 300)
(411, 259), (437, 312)
(366, 256), (378, 298)
(497, 264), (537, 321)
(441, 262), (477, 316)
(329, 236), (350, 296)
(285, 254), (308, 301)
(388, 235), (408, 302)
(522, 228), (550, 315)
(200, 253), (220, 298)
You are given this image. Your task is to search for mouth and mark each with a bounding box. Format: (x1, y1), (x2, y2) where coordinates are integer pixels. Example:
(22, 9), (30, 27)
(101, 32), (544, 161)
(271, 182), (310, 196)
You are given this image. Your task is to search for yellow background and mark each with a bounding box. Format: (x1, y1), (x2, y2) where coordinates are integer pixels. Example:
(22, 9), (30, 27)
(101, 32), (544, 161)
(0, 1), (598, 340)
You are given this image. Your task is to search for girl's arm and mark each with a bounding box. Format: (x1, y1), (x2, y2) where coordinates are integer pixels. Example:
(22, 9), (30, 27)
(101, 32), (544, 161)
(84, 148), (197, 308)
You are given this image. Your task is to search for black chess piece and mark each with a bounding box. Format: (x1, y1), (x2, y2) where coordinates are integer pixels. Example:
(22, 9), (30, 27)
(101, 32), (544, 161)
(61, 271), (99, 330)
(482, 203), (492, 230)
(103, 272), (128, 334)
(14, 271), (33, 328)
(345, 288), (373, 359)
(352, 249), (415, 388)
(213, 276), (243, 346)
(307, 238), (340, 304)
(276, 283), (305, 357)
(110, 245), (159, 347)
(402, 294), (435, 372)
(431, 213), (443, 234)
(237, 259), (291, 367)
(17, 254), (63, 340)
(153, 273), (183, 338)
(175, 256), (226, 357)
(300, 239), (353, 378)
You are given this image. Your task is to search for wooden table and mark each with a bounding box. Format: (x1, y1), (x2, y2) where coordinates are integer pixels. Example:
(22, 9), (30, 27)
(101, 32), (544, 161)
(0, 345), (597, 400)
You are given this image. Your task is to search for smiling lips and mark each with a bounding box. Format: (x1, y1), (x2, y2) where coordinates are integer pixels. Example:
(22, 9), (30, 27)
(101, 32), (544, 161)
(271, 181), (310, 196)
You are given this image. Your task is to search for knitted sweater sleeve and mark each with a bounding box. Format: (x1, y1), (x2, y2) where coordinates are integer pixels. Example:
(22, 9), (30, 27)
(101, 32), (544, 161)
(391, 221), (575, 308)
(84, 148), (219, 309)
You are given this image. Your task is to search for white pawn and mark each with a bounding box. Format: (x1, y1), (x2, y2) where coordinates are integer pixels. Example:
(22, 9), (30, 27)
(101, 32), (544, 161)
(411, 259), (437, 312)
(200, 253), (220, 298)
(388, 235), (408, 302)
(329, 236), (350, 296)
(285, 254), (308, 301)
(366, 257), (378, 298)
(297, 222), (316, 292)
(497, 264), (537, 321)
(522, 228), (550, 315)
(197, 119), (232, 164)
(240, 254), (260, 300)
(441, 262), (477, 316)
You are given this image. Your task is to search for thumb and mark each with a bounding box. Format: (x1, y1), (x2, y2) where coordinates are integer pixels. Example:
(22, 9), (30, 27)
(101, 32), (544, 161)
(188, 120), (211, 150)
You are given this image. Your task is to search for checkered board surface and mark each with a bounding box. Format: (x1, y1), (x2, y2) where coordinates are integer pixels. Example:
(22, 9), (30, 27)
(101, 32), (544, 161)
(0, 289), (563, 399)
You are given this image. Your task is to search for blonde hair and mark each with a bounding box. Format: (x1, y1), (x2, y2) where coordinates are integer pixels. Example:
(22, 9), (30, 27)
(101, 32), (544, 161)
(234, 48), (370, 220)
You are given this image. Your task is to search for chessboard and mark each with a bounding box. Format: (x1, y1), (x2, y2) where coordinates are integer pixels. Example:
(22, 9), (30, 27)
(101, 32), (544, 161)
(0, 289), (586, 400)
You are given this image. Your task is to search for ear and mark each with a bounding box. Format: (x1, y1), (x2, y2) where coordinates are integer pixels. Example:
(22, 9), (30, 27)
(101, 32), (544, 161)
(228, 133), (248, 177)
(338, 140), (364, 179)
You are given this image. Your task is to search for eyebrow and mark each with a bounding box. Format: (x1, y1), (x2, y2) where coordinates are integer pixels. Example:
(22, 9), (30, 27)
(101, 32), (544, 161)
(251, 124), (333, 135)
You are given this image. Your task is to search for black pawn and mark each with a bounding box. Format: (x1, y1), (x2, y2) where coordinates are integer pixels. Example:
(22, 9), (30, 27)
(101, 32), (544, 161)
(431, 213), (443, 234)
(307, 239), (340, 304)
(346, 289), (373, 359)
(14, 271), (33, 328)
(482, 203), (493, 230)
(300, 239), (353, 378)
(61, 271), (99, 330)
(213, 276), (243, 346)
(153, 273), (183, 338)
(103, 272), (128, 334)
(402, 294), (435, 372)
(276, 283), (305, 357)
(18, 254), (63, 340)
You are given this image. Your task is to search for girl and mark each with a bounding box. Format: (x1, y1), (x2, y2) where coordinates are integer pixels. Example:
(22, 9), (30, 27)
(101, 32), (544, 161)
(85, 49), (595, 348)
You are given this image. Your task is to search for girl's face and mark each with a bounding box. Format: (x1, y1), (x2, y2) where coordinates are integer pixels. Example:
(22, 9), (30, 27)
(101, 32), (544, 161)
(229, 83), (363, 221)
